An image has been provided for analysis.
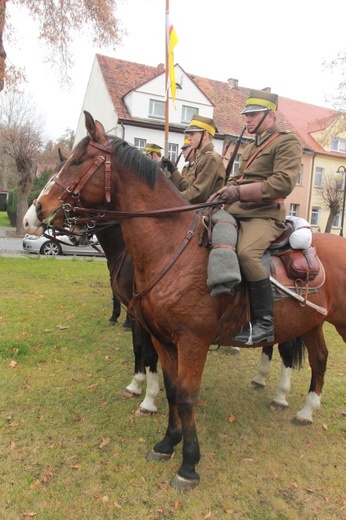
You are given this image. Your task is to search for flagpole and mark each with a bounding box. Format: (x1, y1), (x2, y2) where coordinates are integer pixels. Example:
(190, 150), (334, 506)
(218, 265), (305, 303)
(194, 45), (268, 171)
(164, 0), (169, 158)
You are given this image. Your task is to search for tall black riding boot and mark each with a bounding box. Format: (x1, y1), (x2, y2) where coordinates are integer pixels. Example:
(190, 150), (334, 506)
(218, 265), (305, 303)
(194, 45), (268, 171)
(232, 278), (274, 345)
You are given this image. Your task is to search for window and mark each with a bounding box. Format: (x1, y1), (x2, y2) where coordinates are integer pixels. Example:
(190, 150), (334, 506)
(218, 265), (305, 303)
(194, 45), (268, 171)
(149, 99), (165, 119)
(333, 211), (342, 228)
(168, 143), (178, 163)
(134, 138), (146, 152)
(231, 154), (241, 176)
(331, 137), (346, 153)
(314, 167), (324, 188)
(289, 204), (299, 217)
(181, 106), (198, 124)
(296, 165), (303, 185)
(310, 207), (320, 226)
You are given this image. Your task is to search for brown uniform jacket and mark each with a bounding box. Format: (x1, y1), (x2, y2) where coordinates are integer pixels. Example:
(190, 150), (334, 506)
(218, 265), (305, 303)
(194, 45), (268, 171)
(227, 123), (302, 221)
(170, 143), (226, 203)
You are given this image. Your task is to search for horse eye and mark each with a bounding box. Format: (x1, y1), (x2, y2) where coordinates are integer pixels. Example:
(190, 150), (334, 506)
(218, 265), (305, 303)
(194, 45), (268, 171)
(70, 158), (82, 166)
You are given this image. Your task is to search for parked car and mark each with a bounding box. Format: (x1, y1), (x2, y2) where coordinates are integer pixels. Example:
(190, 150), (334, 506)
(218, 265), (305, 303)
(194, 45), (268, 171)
(23, 229), (105, 257)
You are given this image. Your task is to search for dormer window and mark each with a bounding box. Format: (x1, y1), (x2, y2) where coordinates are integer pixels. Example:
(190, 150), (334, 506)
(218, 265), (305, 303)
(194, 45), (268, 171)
(331, 137), (346, 153)
(149, 99), (165, 119)
(181, 105), (198, 124)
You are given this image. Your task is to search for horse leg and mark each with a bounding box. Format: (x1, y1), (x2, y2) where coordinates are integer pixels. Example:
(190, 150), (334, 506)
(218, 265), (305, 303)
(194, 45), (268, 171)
(122, 311), (133, 332)
(107, 293), (121, 326)
(295, 325), (328, 424)
(123, 326), (146, 398)
(250, 346), (274, 388)
(135, 329), (160, 416)
(147, 343), (182, 462)
(271, 337), (305, 409)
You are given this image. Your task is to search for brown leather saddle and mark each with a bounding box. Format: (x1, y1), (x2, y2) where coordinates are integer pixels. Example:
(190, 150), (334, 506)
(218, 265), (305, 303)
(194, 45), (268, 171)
(268, 222), (324, 290)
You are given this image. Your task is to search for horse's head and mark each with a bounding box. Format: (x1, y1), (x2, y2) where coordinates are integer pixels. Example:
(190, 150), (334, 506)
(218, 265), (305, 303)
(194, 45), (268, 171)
(24, 112), (111, 235)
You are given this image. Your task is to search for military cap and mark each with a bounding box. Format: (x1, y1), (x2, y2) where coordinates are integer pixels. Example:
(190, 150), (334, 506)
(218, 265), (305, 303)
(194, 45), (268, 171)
(241, 89), (279, 114)
(145, 143), (163, 154)
(181, 137), (191, 149)
(185, 114), (218, 137)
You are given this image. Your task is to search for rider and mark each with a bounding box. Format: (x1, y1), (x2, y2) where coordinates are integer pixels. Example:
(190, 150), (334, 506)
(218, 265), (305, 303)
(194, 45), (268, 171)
(162, 115), (226, 203)
(144, 143), (163, 162)
(210, 89), (302, 345)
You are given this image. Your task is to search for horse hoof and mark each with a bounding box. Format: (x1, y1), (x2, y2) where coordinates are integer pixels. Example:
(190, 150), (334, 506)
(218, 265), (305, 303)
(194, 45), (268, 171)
(291, 416), (313, 426)
(146, 450), (172, 462)
(107, 319), (117, 326)
(134, 408), (157, 417)
(170, 474), (200, 491)
(270, 401), (288, 411)
(228, 347), (240, 356)
(122, 389), (140, 399)
(248, 380), (265, 390)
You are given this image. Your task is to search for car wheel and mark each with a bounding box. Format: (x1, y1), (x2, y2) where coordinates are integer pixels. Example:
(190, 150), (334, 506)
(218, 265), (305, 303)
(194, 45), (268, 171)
(40, 240), (62, 256)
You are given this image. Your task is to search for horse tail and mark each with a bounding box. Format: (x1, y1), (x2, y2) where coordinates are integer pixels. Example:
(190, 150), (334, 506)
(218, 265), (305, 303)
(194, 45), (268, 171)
(278, 337), (306, 370)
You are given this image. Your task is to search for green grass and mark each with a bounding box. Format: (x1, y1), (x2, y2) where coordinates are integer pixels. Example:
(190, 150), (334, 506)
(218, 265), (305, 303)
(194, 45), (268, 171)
(0, 211), (11, 227)
(0, 256), (345, 519)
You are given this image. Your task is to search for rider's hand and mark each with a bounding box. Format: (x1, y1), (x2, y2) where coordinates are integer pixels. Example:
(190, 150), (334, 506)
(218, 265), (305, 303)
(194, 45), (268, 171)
(160, 158), (176, 174)
(208, 185), (240, 204)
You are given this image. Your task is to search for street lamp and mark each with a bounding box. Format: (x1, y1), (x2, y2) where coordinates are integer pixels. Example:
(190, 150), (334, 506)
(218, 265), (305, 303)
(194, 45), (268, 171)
(334, 165), (346, 237)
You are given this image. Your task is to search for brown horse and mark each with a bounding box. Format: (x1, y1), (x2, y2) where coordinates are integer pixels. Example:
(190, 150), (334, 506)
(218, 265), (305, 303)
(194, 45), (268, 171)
(24, 112), (346, 491)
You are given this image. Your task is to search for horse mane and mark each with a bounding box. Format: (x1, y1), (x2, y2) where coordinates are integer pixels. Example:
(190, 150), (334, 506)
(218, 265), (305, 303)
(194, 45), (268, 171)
(72, 135), (161, 189)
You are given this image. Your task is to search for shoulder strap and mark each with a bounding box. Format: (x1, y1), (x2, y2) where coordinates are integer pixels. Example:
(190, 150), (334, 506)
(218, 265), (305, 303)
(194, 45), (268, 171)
(244, 132), (280, 171)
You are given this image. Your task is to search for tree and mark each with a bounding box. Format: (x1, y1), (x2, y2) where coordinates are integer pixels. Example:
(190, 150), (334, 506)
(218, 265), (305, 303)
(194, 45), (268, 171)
(0, 0), (123, 92)
(318, 172), (344, 233)
(0, 90), (44, 234)
(323, 49), (346, 111)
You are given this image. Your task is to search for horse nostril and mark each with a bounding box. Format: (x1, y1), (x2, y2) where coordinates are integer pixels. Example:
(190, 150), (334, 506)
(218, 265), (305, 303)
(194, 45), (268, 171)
(36, 202), (42, 218)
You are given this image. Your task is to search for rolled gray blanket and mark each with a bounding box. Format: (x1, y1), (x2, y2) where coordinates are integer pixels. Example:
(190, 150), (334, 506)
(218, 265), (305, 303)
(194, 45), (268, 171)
(207, 209), (241, 296)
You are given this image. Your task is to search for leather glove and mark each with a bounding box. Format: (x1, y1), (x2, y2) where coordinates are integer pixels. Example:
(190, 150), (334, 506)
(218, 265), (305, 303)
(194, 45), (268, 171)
(208, 185), (240, 204)
(160, 158), (176, 174)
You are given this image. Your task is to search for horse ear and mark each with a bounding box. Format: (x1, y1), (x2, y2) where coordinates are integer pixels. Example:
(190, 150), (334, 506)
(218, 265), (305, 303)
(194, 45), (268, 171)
(58, 148), (67, 163)
(84, 111), (96, 139)
(94, 120), (107, 145)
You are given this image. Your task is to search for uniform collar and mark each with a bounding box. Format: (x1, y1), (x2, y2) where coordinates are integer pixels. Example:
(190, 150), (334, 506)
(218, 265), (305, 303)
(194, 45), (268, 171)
(255, 123), (279, 146)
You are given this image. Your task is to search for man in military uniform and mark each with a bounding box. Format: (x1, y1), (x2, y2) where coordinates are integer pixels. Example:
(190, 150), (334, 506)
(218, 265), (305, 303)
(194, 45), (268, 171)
(180, 137), (196, 179)
(144, 143), (163, 162)
(210, 89), (302, 345)
(162, 114), (226, 203)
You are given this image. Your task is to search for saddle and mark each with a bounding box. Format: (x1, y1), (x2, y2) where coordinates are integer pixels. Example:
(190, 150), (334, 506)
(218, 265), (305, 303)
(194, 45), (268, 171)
(268, 222), (323, 289)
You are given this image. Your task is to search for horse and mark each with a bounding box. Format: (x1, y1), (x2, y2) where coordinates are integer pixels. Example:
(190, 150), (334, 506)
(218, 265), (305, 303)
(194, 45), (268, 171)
(24, 112), (346, 491)
(46, 153), (160, 415)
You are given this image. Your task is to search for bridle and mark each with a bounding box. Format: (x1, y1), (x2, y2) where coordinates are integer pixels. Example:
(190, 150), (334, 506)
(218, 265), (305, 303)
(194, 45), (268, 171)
(53, 140), (113, 208)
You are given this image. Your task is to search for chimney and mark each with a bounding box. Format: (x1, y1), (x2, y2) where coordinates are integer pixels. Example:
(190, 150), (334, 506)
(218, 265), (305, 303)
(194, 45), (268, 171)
(157, 63), (165, 73)
(227, 78), (238, 89)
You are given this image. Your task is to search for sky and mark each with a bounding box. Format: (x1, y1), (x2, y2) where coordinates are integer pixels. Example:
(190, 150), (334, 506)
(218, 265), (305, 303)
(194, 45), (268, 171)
(3, 0), (345, 141)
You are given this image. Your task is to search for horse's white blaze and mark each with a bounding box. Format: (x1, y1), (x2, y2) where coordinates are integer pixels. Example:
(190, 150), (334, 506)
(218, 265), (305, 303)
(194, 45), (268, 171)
(125, 372), (146, 396)
(272, 365), (292, 407)
(252, 351), (271, 387)
(295, 392), (321, 423)
(23, 204), (43, 235)
(139, 369), (160, 413)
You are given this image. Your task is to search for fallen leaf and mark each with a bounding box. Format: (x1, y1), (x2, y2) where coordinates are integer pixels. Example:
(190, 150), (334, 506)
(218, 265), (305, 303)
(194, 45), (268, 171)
(243, 458), (254, 462)
(139, 437), (146, 443)
(113, 501), (122, 509)
(87, 383), (99, 389)
(99, 437), (111, 449)
(228, 414), (235, 423)
(291, 482), (299, 488)
(69, 463), (82, 469)
(174, 500), (180, 510)
(102, 496), (109, 503)
(23, 513), (37, 518)
(204, 511), (213, 519)
(56, 324), (68, 330)
(225, 510), (234, 514)
(29, 480), (40, 489)
(8, 360), (18, 368)
(198, 401), (208, 407)
(322, 423), (328, 431)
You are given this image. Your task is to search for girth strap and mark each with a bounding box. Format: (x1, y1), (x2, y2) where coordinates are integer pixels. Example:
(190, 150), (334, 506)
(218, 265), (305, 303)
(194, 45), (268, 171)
(128, 213), (199, 314)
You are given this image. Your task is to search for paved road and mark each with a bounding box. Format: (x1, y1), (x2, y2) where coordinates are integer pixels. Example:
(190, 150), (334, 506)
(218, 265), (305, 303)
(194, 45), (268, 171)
(0, 226), (23, 255)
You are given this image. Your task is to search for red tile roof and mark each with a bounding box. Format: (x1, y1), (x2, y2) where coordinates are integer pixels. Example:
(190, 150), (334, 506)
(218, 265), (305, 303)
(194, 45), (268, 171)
(97, 54), (344, 155)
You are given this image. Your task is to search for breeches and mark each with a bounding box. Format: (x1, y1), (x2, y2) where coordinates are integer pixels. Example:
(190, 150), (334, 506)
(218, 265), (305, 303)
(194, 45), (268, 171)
(237, 218), (285, 281)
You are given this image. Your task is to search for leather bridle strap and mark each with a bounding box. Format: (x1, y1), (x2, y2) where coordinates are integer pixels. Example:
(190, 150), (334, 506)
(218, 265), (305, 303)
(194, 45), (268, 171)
(127, 213), (199, 314)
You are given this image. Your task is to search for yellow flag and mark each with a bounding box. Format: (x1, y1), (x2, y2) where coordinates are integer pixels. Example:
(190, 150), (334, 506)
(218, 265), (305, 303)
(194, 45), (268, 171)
(168, 24), (178, 106)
